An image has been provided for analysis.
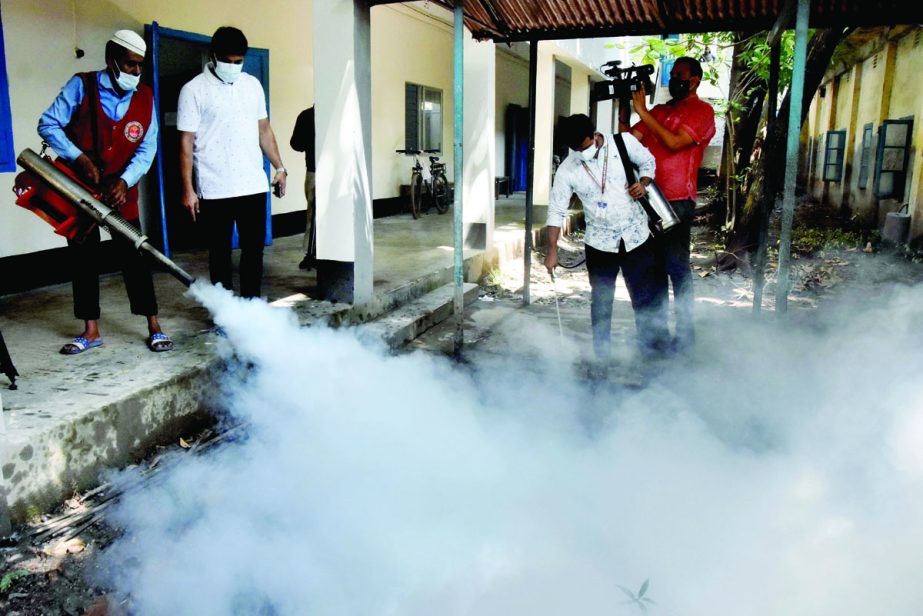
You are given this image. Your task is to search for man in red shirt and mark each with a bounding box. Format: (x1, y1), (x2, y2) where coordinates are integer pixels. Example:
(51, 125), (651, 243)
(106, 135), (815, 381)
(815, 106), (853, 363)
(624, 56), (715, 351)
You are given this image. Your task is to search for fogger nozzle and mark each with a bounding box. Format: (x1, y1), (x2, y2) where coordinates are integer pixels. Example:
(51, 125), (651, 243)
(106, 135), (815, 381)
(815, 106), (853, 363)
(16, 149), (195, 288)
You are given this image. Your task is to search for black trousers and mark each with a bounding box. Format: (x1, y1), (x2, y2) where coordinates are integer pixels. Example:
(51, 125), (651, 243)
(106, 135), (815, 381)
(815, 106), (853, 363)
(585, 240), (669, 358)
(664, 199), (696, 348)
(68, 222), (158, 321)
(200, 193), (267, 299)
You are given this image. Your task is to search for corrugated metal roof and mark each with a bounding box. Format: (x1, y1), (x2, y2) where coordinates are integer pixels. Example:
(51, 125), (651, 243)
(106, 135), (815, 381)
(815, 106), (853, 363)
(373, 0), (923, 42)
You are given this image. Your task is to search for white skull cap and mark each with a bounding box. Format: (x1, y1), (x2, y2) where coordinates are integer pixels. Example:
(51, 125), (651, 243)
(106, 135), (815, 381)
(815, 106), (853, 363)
(109, 29), (146, 57)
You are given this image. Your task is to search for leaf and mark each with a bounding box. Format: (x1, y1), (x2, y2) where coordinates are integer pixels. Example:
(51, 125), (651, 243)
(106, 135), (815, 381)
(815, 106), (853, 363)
(616, 585), (637, 600)
(0, 569), (31, 591)
(638, 579), (650, 598)
(179, 437), (191, 449)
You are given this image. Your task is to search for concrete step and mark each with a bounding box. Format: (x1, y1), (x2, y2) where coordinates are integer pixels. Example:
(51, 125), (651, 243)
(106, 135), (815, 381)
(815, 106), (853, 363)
(360, 282), (479, 349)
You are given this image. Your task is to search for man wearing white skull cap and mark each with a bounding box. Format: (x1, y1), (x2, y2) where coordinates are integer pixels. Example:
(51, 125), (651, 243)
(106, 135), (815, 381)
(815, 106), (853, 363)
(38, 29), (172, 354)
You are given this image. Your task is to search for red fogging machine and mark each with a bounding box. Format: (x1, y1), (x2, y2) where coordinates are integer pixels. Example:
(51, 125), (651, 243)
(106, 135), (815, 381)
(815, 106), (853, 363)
(13, 148), (195, 288)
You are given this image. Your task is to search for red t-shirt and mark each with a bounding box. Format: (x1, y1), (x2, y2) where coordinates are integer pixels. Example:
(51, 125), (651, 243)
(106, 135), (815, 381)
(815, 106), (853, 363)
(632, 95), (715, 201)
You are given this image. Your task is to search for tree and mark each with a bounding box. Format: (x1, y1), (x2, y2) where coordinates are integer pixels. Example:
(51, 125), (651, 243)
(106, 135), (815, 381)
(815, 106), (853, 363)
(627, 28), (849, 272)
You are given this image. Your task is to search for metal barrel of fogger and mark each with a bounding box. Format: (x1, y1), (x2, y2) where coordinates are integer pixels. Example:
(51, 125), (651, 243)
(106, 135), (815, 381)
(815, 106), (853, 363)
(17, 148), (195, 287)
(643, 182), (681, 233)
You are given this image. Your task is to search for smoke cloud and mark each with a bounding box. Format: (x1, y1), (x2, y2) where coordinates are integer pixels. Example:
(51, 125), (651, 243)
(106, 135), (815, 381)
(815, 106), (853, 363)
(96, 279), (923, 615)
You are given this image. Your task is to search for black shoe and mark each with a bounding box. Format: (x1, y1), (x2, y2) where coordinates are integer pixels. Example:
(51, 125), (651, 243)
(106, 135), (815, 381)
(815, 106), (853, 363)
(298, 255), (316, 270)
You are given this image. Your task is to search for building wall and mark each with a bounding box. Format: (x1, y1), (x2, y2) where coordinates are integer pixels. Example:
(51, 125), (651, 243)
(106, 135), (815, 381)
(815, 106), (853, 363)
(494, 47), (529, 177)
(0, 0), (312, 259)
(370, 4), (455, 201)
(805, 27), (923, 242)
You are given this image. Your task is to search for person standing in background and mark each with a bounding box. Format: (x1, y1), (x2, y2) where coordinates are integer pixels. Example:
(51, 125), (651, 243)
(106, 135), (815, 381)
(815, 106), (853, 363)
(178, 26), (287, 299)
(290, 106), (316, 271)
(624, 56), (716, 352)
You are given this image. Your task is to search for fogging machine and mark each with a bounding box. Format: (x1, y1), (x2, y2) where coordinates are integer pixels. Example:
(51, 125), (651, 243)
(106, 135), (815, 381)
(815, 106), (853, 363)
(13, 148), (195, 288)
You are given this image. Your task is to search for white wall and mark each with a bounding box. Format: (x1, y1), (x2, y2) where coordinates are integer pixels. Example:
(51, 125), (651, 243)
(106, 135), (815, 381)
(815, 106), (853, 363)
(0, 0), (312, 259)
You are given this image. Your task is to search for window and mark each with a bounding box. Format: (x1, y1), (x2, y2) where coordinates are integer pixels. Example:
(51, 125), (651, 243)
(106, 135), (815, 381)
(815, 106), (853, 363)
(0, 8), (15, 172)
(405, 83), (442, 152)
(874, 118), (913, 200)
(822, 130), (846, 182)
(857, 123), (873, 189)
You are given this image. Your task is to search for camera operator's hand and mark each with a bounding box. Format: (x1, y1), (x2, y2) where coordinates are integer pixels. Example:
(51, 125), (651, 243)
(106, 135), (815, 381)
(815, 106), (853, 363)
(631, 87), (649, 116)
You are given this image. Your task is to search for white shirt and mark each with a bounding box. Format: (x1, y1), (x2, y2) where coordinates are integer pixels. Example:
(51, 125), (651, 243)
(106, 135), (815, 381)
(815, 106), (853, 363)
(547, 132), (656, 253)
(177, 65), (269, 200)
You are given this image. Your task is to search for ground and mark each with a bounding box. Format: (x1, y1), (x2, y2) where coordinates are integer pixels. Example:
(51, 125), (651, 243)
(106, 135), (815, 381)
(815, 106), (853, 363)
(2, 218), (922, 615)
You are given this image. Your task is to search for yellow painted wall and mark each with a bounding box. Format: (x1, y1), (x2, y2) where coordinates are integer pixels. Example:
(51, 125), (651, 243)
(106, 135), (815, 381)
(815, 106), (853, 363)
(805, 28), (923, 243)
(370, 4), (455, 201)
(0, 0), (312, 259)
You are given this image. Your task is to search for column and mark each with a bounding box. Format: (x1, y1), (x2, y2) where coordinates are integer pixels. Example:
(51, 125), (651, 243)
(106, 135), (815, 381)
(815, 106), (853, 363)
(463, 31), (496, 249)
(313, 0), (374, 304)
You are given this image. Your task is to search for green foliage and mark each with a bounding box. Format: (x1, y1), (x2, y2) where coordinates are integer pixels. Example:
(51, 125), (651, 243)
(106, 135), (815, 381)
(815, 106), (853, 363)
(0, 569), (31, 592)
(791, 226), (867, 254)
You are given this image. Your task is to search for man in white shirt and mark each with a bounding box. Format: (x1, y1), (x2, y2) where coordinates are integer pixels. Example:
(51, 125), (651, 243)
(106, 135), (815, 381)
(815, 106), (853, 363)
(544, 114), (669, 359)
(178, 26), (287, 299)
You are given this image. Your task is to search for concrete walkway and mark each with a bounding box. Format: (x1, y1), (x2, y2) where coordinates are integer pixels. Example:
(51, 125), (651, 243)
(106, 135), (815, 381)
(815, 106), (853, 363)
(0, 195), (557, 526)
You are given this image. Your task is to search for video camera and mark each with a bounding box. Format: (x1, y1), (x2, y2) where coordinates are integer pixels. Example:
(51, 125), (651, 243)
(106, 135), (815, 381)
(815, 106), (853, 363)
(592, 61), (655, 102)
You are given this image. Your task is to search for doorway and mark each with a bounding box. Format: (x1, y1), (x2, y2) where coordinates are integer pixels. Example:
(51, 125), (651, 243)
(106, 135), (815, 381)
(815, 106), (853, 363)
(144, 23), (271, 256)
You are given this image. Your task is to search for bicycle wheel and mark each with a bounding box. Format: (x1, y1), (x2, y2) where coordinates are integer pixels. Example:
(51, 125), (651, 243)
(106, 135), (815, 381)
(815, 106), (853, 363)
(432, 173), (450, 214)
(410, 172), (424, 219)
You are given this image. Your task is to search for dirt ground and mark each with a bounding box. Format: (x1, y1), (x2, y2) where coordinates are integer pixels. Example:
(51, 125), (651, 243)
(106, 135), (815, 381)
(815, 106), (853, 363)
(3, 220), (922, 615)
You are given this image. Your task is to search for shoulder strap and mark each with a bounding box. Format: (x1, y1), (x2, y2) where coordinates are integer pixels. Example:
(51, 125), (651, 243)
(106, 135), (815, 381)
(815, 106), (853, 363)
(612, 133), (637, 184)
(612, 132), (663, 232)
(78, 72), (101, 161)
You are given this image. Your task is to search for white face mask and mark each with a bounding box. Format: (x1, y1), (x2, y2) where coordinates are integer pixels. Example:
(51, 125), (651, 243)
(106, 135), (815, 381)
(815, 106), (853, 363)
(579, 143), (599, 161)
(112, 65), (140, 91)
(214, 60), (243, 84)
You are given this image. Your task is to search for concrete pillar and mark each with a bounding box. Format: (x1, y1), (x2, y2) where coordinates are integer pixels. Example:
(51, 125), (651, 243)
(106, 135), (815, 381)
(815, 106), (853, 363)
(532, 42), (556, 205)
(463, 32), (496, 250)
(596, 98), (614, 135)
(313, 0), (374, 305)
(569, 68), (590, 116)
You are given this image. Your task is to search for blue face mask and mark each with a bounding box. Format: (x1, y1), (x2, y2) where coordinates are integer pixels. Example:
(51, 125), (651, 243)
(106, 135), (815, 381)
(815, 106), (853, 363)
(111, 64), (140, 91)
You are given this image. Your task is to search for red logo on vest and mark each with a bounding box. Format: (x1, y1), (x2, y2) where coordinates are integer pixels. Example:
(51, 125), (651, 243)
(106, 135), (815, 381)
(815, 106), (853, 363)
(124, 121), (144, 143)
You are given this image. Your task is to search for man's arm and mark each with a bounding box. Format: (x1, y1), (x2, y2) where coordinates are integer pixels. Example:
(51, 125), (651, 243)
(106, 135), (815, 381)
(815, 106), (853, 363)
(631, 89), (695, 152)
(543, 165), (574, 274)
(290, 109), (307, 152)
(259, 118), (287, 197)
(37, 75), (101, 185)
(179, 130), (198, 221)
(622, 132), (656, 200)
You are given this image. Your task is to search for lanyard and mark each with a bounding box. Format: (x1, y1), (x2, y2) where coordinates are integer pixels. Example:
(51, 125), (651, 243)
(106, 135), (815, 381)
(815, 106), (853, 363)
(580, 142), (608, 194)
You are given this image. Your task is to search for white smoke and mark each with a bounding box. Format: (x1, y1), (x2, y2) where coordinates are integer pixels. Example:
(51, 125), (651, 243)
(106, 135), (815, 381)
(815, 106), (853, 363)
(96, 278), (923, 615)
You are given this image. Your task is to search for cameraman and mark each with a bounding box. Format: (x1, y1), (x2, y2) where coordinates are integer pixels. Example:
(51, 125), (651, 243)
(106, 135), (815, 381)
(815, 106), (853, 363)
(621, 57), (715, 352)
(544, 114), (669, 360)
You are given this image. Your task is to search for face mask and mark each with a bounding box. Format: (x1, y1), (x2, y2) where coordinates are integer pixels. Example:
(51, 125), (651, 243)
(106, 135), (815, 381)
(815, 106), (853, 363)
(580, 143), (599, 161)
(214, 60), (243, 84)
(111, 65), (140, 91)
(669, 77), (691, 101)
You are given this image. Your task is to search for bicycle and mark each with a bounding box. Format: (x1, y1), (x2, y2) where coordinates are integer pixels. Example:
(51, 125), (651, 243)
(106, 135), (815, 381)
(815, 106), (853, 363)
(395, 148), (450, 219)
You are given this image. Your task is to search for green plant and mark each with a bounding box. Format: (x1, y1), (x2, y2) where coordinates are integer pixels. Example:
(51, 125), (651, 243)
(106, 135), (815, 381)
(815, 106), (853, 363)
(1, 569), (30, 592)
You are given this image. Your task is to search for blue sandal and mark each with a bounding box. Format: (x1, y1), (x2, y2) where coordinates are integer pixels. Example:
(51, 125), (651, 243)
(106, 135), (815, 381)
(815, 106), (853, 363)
(61, 336), (104, 355)
(147, 332), (174, 352)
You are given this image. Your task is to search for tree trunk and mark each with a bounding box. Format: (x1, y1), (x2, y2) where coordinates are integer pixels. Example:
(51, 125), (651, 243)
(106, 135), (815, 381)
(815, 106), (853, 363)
(718, 28), (848, 271)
